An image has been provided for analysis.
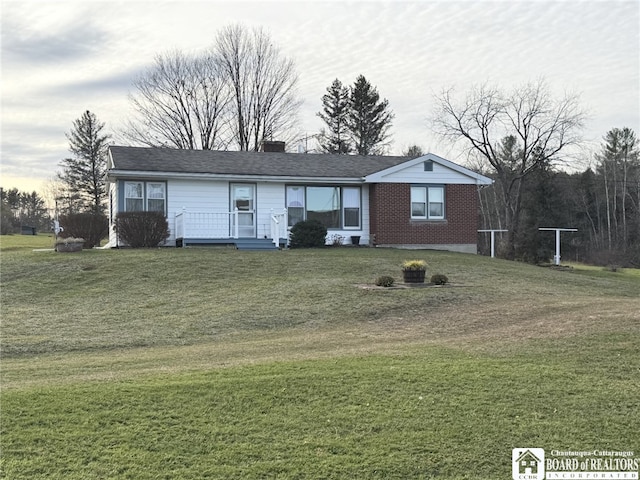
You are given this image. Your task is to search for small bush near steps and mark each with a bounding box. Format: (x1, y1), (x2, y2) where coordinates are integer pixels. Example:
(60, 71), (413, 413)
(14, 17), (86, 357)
(289, 220), (327, 248)
(375, 275), (395, 287)
(430, 273), (449, 285)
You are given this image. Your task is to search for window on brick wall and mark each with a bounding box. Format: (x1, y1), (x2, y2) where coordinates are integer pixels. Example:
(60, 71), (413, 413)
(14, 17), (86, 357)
(411, 185), (445, 220)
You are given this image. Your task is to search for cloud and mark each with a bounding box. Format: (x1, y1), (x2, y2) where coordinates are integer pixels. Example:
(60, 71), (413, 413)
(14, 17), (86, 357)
(1, 12), (110, 66)
(42, 67), (146, 97)
(1, 0), (638, 193)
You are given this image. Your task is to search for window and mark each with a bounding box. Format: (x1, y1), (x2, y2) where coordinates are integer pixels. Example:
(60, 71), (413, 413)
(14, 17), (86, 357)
(147, 183), (166, 213)
(342, 187), (361, 228)
(287, 186), (361, 229)
(411, 186), (426, 218)
(124, 181), (166, 213)
(286, 186), (305, 227)
(411, 186), (445, 220)
(125, 182), (143, 211)
(307, 187), (340, 228)
(424, 160), (433, 172)
(428, 186), (444, 219)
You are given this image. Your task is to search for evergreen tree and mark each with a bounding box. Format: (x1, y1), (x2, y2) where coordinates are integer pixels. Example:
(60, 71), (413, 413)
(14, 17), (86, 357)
(58, 111), (110, 213)
(317, 79), (352, 154)
(20, 191), (49, 230)
(346, 75), (394, 155)
(515, 161), (566, 263)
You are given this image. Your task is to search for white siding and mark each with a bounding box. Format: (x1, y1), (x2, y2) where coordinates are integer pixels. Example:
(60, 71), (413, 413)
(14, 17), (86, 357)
(113, 177), (372, 246)
(168, 179), (230, 213)
(163, 179), (289, 242)
(107, 181), (118, 247)
(167, 179), (230, 243)
(364, 154), (492, 185)
(374, 161), (479, 184)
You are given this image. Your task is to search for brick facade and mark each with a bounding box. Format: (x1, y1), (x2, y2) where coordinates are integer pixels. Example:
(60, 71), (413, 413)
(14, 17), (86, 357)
(369, 183), (479, 248)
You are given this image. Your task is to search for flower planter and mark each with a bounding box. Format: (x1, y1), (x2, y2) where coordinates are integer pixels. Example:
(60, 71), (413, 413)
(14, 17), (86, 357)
(402, 269), (426, 283)
(56, 242), (84, 253)
(350, 235), (361, 246)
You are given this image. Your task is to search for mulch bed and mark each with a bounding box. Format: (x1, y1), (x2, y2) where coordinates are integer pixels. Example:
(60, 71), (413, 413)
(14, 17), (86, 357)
(356, 283), (467, 290)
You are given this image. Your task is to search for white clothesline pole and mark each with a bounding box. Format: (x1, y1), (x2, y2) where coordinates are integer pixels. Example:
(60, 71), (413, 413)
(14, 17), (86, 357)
(539, 228), (578, 265)
(478, 229), (508, 258)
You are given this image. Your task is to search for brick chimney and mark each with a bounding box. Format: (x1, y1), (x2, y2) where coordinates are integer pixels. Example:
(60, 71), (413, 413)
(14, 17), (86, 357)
(261, 140), (286, 152)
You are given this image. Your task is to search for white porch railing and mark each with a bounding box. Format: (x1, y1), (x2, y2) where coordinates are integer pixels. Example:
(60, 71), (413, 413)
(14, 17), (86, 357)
(270, 208), (288, 246)
(175, 208), (288, 246)
(175, 208), (239, 241)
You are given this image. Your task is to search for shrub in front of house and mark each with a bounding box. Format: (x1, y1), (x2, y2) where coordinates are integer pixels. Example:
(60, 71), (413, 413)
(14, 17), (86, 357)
(430, 273), (448, 285)
(289, 220), (327, 248)
(115, 211), (170, 248)
(59, 213), (108, 248)
(328, 234), (344, 247)
(375, 275), (395, 287)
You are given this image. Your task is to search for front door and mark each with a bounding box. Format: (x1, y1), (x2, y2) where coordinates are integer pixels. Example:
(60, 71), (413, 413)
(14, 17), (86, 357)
(231, 183), (256, 237)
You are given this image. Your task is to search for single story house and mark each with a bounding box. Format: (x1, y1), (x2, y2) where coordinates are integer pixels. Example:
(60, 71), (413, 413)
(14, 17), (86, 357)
(105, 143), (493, 252)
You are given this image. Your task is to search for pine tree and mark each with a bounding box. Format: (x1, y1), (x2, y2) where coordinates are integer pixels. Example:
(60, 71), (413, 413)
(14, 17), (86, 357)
(347, 75), (394, 155)
(317, 79), (352, 154)
(58, 111), (110, 213)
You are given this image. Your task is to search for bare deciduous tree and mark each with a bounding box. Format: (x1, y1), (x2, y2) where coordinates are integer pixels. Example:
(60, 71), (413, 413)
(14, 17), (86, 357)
(215, 24), (302, 151)
(596, 127), (640, 251)
(432, 79), (585, 258)
(125, 26), (301, 152)
(402, 145), (424, 158)
(124, 51), (231, 150)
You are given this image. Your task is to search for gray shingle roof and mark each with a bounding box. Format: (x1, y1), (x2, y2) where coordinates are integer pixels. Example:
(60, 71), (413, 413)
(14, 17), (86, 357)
(108, 146), (412, 178)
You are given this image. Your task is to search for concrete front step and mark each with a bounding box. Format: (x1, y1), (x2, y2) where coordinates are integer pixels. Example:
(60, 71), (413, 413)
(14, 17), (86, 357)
(234, 239), (281, 251)
(177, 238), (284, 250)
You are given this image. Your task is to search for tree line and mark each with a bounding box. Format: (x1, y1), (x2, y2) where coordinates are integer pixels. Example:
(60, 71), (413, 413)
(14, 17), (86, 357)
(123, 25), (394, 155)
(479, 127), (640, 266)
(433, 81), (638, 266)
(1, 188), (49, 233)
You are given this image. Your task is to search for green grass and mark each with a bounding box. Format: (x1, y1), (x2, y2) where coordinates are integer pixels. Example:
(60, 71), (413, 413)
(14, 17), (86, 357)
(1, 234), (639, 479)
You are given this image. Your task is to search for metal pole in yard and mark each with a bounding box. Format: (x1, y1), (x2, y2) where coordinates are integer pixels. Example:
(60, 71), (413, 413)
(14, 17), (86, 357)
(539, 228), (578, 265)
(478, 230), (508, 258)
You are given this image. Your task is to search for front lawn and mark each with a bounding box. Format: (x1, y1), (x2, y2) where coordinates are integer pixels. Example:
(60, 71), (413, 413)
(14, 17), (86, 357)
(1, 235), (638, 479)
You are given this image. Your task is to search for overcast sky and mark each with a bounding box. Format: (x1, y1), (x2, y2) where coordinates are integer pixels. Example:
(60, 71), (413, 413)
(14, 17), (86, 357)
(1, 0), (638, 193)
